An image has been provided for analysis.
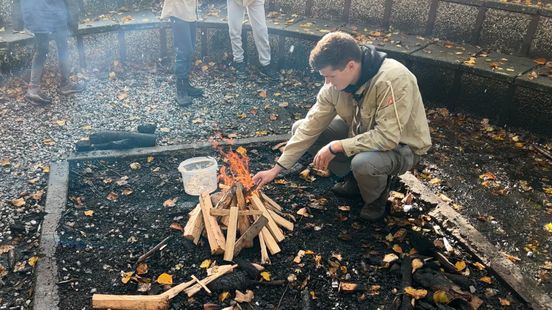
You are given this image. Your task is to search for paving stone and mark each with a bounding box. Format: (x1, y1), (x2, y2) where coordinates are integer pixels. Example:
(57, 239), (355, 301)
(433, 1), (479, 42)
(389, 0), (431, 35)
(479, 8), (532, 55)
(117, 11), (162, 30)
(370, 30), (431, 61)
(349, 0), (386, 26)
(284, 17), (343, 41)
(310, 0), (345, 21)
(269, 0), (307, 16)
(529, 16), (552, 59)
(412, 40), (480, 69)
(0, 28), (33, 48)
(78, 19), (120, 36)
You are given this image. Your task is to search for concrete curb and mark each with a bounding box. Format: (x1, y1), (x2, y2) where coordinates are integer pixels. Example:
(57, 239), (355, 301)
(400, 172), (552, 310)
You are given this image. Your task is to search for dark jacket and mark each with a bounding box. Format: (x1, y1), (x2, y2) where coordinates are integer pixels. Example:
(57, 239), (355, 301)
(21, 0), (69, 33)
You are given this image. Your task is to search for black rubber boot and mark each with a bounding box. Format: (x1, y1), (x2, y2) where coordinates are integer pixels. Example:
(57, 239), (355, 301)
(176, 78), (192, 106)
(182, 79), (203, 98)
(359, 176), (394, 222)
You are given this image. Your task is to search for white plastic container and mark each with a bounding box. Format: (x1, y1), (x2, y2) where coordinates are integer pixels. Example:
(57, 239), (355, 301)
(178, 156), (218, 196)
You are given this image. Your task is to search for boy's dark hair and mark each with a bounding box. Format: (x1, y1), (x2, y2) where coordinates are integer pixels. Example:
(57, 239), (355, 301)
(309, 31), (362, 71)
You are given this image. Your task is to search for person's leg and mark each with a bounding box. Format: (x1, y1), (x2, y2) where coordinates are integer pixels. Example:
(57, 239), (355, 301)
(246, 0), (270, 66)
(172, 17), (193, 106)
(351, 144), (419, 220)
(181, 21), (203, 97)
(227, 0), (246, 64)
(53, 30), (85, 94)
(26, 33), (52, 104)
(291, 116), (350, 176)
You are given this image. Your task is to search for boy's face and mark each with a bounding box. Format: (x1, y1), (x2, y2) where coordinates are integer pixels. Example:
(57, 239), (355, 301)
(318, 61), (357, 91)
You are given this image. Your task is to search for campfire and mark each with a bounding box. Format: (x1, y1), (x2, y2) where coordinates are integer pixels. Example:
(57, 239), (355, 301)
(183, 145), (294, 264)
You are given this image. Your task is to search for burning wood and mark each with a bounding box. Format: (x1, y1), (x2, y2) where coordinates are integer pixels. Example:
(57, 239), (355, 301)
(182, 146), (293, 263)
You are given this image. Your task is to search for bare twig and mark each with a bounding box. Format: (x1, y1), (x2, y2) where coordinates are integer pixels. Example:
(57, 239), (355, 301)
(135, 235), (171, 266)
(533, 144), (552, 161)
(276, 284), (289, 310)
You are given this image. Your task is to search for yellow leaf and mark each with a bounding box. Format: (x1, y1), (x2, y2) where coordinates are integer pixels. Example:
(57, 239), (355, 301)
(136, 262), (148, 275)
(163, 198), (177, 208)
(433, 290), (450, 304)
(28, 256), (39, 267)
(505, 254), (521, 263)
(404, 287), (427, 299)
(219, 291), (230, 302)
(236, 146), (247, 156)
(156, 273), (173, 285)
(121, 271), (133, 284)
(499, 297), (511, 306)
(455, 261), (466, 271)
(260, 271), (271, 281)
(545, 187), (552, 196)
(304, 250), (315, 255)
(392, 244), (403, 254)
(480, 276), (492, 284)
(147, 156), (154, 163)
(411, 258), (424, 274)
(43, 138), (56, 146)
(472, 262), (486, 271)
(464, 57), (476, 66)
(310, 291), (317, 300)
(274, 179), (288, 185)
(84, 210), (94, 217)
(255, 130), (269, 136)
(544, 223), (552, 232)
(200, 259), (212, 269)
(55, 119), (66, 126)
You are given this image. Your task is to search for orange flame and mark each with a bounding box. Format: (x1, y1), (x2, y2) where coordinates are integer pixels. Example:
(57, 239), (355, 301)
(212, 138), (255, 191)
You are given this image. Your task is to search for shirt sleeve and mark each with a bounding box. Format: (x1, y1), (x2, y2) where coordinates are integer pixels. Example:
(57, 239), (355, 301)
(340, 73), (415, 157)
(276, 86), (337, 169)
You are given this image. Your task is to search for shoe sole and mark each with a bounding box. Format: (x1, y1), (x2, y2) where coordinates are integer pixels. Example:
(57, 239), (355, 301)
(60, 89), (84, 95)
(25, 96), (51, 105)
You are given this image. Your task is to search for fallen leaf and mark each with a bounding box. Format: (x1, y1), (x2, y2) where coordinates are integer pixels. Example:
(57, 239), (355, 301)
(236, 146), (247, 156)
(43, 138), (55, 146)
(338, 205), (351, 212)
(121, 271), (133, 284)
(170, 222), (184, 232)
(297, 207), (310, 217)
(274, 179), (288, 185)
(130, 162), (141, 170)
(505, 254), (521, 263)
(28, 256), (39, 267)
(392, 244), (403, 254)
(544, 223), (552, 232)
(260, 271), (271, 281)
(258, 90), (267, 98)
(472, 262), (486, 271)
(55, 119), (66, 126)
(200, 259), (212, 269)
(411, 258), (424, 274)
(455, 260), (466, 271)
(159, 127), (170, 133)
(136, 262), (148, 275)
(287, 274), (297, 282)
(219, 291), (230, 302)
(310, 291), (317, 299)
(234, 289), (254, 303)
(106, 192), (118, 201)
(84, 210), (94, 217)
(163, 198), (178, 208)
(404, 287), (427, 299)
(479, 171), (496, 181)
(383, 253), (399, 264)
(0, 159), (10, 167)
(0, 245), (14, 254)
(117, 91), (128, 101)
(11, 198), (25, 207)
(279, 101), (289, 108)
(294, 250), (306, 263)
(433, 290), (450, 304)
(499, 297), (511, 306)
(480, 276), (492, 284)
(147, 156), (155, 163)
(255, 130), (269, 136)
(137, 282), (151, 292)
(534, 57), (547, 65)
(156, 273), (173, 285)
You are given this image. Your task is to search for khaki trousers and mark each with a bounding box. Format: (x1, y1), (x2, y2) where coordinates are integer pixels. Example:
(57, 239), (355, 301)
(292, 117), (420, 204)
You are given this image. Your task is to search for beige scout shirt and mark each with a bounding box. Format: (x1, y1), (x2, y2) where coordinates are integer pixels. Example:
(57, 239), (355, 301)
(161, 0), (198, 22)
(277, 58), (432, 170)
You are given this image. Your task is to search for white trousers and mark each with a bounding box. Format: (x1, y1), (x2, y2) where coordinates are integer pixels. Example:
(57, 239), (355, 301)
(227, 0), (271, 66)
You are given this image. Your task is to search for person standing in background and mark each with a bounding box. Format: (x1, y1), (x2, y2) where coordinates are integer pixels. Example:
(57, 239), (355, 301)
(227, 0), (277, 79)
(161, 0), (204, 107)
(21, 0), (85, 105)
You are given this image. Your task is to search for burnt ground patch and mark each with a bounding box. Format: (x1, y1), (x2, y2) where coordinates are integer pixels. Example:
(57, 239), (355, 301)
(56, 142), (525, 309)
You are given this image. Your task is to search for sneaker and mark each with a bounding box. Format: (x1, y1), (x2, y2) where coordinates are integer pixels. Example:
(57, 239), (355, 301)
(25, 88), (52, 105)
(331, 173), (360, 197)
(359, 176), (394, 222)
(259, 63), (279, 81)
(60, 81), (86, 95)
(176, 78), (192, 106)
(232, 61), (247, 78)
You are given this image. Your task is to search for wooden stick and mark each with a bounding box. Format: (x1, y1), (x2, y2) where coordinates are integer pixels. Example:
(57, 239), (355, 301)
(223, 206), (239, 261)
(184, 264), (237, 297)
(183, 204), (204, 245)
(92, 294), (169, 310)
(261, 192), (283, 211)
(135, 236), (171, 266)
(191, 275), (212, 294)
(534, 144), (552, 161)
(267, 209), (294, 231)
(210, 209), (263, 217)
(236, 183), (246, 208)
(234, 215), (268, 257)
(260, 227), (281, 255)
(251, 194), (285, 242)
(258, 230), (271, 265)
(200, 192), (226, 255)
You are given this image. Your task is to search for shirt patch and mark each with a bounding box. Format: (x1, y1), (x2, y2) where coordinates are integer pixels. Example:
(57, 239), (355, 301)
(383, 96), (394, 107)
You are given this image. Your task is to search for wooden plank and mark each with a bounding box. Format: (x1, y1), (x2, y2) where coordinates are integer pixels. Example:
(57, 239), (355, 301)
(237, 212), (254, 249)
(184, 264), (237, 297)
(258, 230), (271, 265)
(210, 209), (263, 217)
(250, 194), (285, 242)
(200, 192), (225, 255)
(260, 227), (281, 255)
(183, 204), (204, 245)
(261, 192), (282, 211)
(92, 294), (169, 310)
(267, 209), (294, 231)
(234, 215), (268, 256)
(236, 183), (246, 208)
(223, 206), (239, 261)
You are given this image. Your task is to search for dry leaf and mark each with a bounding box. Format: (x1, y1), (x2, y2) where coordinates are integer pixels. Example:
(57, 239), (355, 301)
(234, 289), (254, 303)
(170, 222), (184, 232)
(411, 258), (423, 274)
(147, 156), (154, 163)
(258, 90), (267, 98)
(136, 262), (148, 275)
(279, 101), (289, 108)
(297, 207), (310, 217)
(236, 146), (247, 156)
(117, 91), (128, 101)
(472, 262), (486, 271)
(28, 256), (39, 267)
(499, 297), (511, 306)
(219, 291), (230, 302)
(156, 273), (173, 285)
(130, 162), (141, 170)
(200, 259), (212, 269)
(479, 276), (492, 284)
(121, 271), (133, 284)
(404, 286), (427, 299)
(455, 261), (466, 271)
(106, 192), (118, 201)
(55, 119), (66, 126)
(392, 244), (403, 254)
(0, 159), (10, 167)
(84, 210), (94, 217)
(163, 198), (178, 208)
(383, 253), (399, 264)
(433, 290), (450, 304)
(338, 205), (351, 212)
(11, 198), (26, 207)
(294, 250), (306, 264)
(122, 188), (133, 196)
(260, 271), (271, 281)
(0, 245), (14, 254)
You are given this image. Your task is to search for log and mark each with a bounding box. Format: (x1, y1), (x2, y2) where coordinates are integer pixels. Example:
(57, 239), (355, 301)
(200, 192), (226, 255)
(250, 194), (285, 242)
(183, 204), (204, 245)
(236, 183), (246, 208)
(261, 192), (282, 211)
(258, 230), (271, 265)
(233, 215), (268, 257)
(92, 294), (169, 310)
(184, 264), (237, 297)
(89, 131), (157, 145)
(223, 206), (239, 261)
(267, 209), (294, 231)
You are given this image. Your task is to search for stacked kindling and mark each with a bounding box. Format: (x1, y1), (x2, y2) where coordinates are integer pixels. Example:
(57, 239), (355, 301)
(182, 183), (294, 264)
